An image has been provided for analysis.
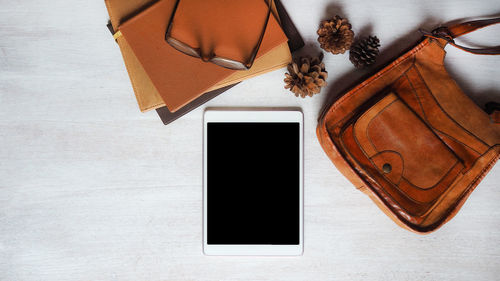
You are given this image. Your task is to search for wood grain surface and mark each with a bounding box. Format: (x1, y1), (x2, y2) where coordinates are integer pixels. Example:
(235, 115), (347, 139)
(0, 0), (499, 280)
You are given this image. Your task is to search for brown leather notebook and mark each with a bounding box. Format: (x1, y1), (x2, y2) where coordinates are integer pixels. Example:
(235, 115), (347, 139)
(155, 0), (304, 125)
(105, 0), (303, 125)
(118, 0), (289, 112)
(105, 0), (292, 113)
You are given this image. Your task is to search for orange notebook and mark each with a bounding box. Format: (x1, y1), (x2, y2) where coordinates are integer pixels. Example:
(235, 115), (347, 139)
(118, 0), (289, 112)
(104, 0), (291, 113)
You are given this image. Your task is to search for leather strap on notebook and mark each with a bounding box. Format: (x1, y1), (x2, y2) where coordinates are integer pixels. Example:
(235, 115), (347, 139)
(420, 17), (500, 55)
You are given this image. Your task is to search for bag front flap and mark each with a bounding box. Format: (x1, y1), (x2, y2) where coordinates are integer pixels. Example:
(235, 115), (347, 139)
(344, 92), (465, 216)
(353, 93), (462, 190)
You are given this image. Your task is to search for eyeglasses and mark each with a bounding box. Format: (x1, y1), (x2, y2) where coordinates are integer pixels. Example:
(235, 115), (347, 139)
(165, 0), (273, 70)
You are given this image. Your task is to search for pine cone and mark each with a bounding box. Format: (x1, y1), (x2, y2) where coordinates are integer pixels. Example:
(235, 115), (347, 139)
(317, 16), (354, 54)
(284, 54), (328, 98)
(349, 36), (381, 68)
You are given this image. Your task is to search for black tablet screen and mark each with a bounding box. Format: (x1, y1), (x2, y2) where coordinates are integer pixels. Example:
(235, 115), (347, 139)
(207, 122), (300, 245)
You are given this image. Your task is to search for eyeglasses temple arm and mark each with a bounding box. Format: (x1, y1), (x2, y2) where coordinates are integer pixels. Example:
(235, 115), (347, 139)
(245, 0), (274, 68)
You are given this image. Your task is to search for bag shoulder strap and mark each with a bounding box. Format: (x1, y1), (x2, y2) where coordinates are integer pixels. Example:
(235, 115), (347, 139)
(421, 18), (500, 123)
(421, 17), (500, 55)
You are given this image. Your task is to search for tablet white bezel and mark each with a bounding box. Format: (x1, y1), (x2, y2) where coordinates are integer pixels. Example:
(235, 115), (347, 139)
(203, 110), (304, 256)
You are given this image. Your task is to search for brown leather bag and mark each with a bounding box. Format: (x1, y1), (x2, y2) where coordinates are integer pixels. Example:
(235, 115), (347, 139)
(317, 18), (500, 233)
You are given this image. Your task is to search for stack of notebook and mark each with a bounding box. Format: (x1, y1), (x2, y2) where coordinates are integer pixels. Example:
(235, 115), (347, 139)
(105, 0), (304, 124)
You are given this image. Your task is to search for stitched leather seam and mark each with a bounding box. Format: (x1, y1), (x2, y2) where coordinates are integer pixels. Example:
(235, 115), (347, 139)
(318, 41), (420, 123)
(349, 103), (465, 218)
(355, 97), (398, 155)
(391, 74), (466, 191)
(341, 57), (415, 130)
(401, 55), (418, 77)
(369, 148), (461, 194)
(360, 100), (403, 187)
(361, 95), (461, 191)
(344, 126), (421, 217)
(420, 146), (499, 229)
(404, 69), (483, 156)
(333, 78), (406, 136)
(434, 128), (482, 156)
(413, 64), (490, 148)
(404, 70), (484, 159)
(363, 147), (497, 231)
(464, 147), (499, 191)
(398, 178), (440, 205)
(364, 99), (398, 150)
(328, 40), (430, 117)
(404, 72), (428, 124)
(326, 44), (420, 132)
(318, 124), (367, 189)
(401, 160), (461, 191)
(411, 147), (498, 229)
(366, 151), (460, 206)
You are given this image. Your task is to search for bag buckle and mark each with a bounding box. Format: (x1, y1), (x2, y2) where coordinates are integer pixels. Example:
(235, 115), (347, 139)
(419, 27), (455, 43)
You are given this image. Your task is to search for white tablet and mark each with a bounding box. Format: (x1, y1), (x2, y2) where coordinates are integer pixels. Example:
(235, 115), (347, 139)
(203, 109), (303, 256)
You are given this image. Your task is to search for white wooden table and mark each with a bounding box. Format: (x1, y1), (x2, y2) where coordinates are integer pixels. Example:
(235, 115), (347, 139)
(1, 0), (499, 280)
